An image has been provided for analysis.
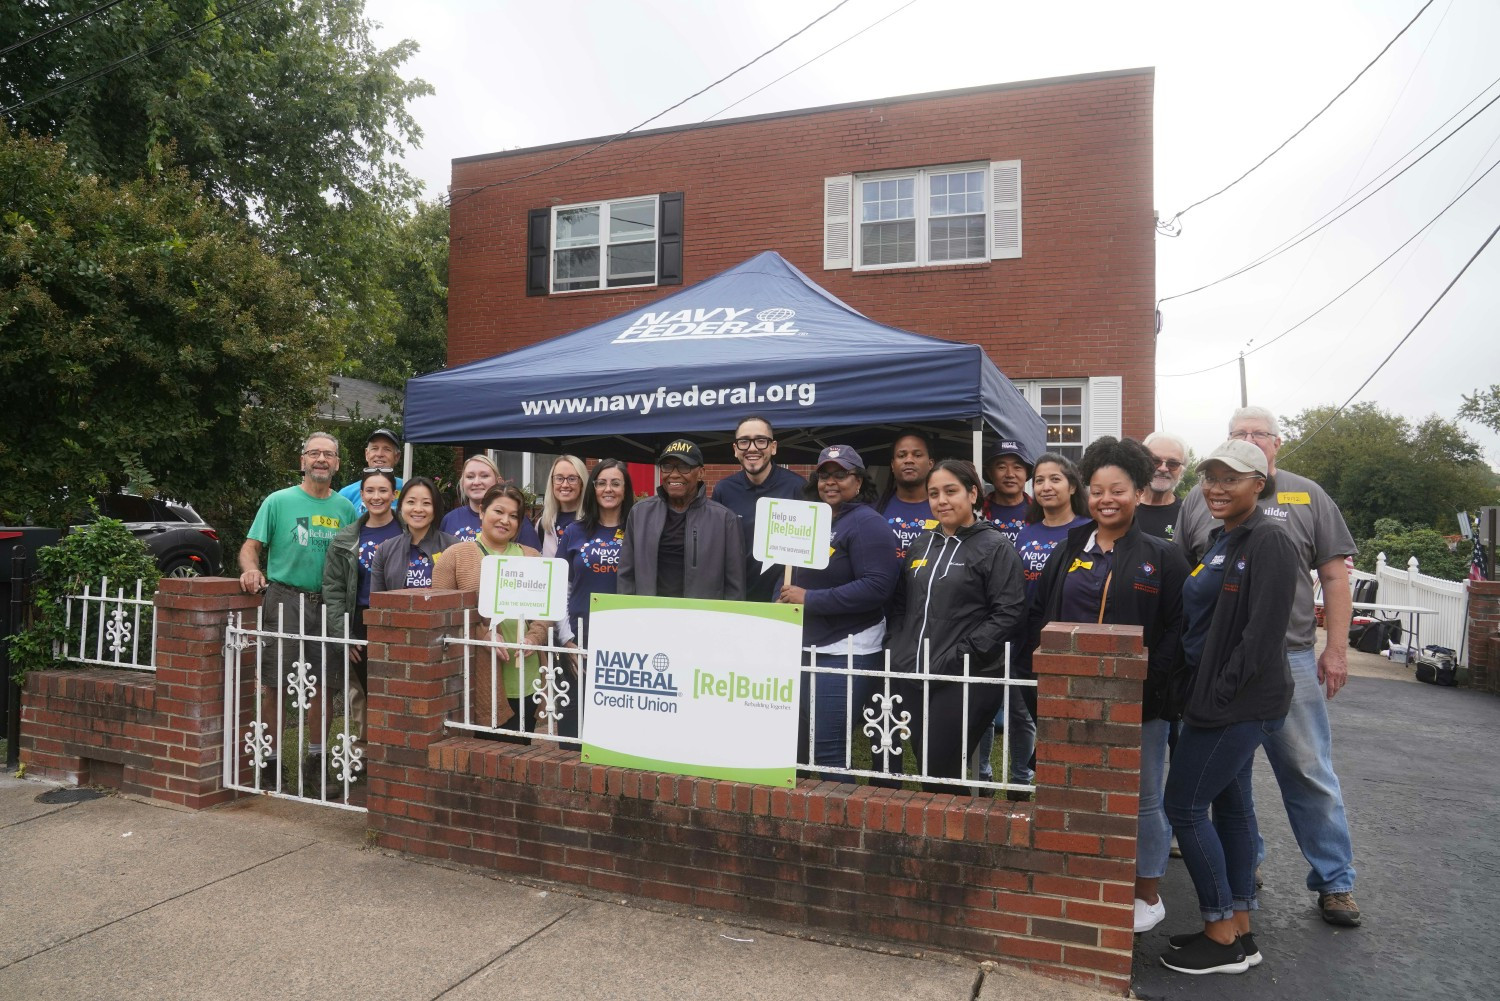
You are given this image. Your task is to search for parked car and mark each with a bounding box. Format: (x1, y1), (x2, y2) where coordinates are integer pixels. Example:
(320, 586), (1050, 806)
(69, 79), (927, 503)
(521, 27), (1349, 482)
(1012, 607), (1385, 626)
(98, 495), (223, 578)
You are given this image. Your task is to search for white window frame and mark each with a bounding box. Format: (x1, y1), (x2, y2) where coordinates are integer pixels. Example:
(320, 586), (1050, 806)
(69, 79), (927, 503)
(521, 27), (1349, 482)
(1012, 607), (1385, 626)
(549, 194), (660, 294)
(1013, 376), (1123, 458)
(853, 163), (990, 271)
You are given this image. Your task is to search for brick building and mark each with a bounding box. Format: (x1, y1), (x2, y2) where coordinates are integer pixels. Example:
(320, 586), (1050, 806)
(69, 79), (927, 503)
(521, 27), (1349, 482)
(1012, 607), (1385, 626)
(447, 67), (1155, 473)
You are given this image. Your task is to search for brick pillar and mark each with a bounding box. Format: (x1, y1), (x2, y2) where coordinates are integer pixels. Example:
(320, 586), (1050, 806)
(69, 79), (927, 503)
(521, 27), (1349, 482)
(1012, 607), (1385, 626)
(363, 587), (467, 848)
(1029, 622), (1147, 991)
(1467, 581), (1500, 692)
(149, 577), (262, 807)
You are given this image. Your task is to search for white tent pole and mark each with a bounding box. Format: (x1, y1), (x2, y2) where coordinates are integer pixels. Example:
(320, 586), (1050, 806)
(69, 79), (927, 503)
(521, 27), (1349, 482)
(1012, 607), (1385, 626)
(402, 443), (414, 482)
(971, 418), (983, 469)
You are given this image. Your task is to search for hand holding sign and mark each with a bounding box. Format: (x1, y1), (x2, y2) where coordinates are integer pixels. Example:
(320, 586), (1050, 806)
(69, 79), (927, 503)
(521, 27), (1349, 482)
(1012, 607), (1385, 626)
(752, 498), (832, 594)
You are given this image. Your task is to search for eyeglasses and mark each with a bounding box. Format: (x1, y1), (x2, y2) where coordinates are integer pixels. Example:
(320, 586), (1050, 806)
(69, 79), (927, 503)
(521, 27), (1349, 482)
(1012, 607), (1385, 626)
(551, 475), (582, 486)
(1201, 473), (1261, 488)
(1229, 430), (1278, 442)
(816, 469), (858, 482)
(733, 436), (774, 450)
(363, 466), (394, 474)
(302, 449), (337, 459)
(1153, 458), (1184, 470)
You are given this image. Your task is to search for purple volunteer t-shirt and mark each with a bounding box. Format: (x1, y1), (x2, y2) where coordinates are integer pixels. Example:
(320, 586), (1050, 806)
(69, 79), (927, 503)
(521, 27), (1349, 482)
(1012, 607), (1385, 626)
(1014, 517), (1089, 597)
(880, 496), (935, 562)
(983, 496), (1031, 546)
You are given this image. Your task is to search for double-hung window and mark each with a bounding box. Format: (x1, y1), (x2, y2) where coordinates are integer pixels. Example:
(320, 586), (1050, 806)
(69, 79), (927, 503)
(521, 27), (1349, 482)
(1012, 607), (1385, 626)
(552, 196), (658, 292)
(823, 160), (1020, 270)
(526, 192), (684, 296)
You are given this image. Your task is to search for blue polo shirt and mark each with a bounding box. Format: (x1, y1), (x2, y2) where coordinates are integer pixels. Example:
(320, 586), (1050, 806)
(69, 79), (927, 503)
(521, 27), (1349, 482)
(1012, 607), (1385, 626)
(1059, 532), (1114, 624)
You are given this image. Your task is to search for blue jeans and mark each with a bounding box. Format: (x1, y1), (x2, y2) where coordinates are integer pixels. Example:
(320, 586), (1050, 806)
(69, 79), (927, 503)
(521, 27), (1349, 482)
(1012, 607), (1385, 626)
(1255, 645), (1358, 893)
(799, 652), (882, 777)
(974, 686), (1036, 784)
(1166, 718), (1284, 922)
(1138, 718), (1171, 881)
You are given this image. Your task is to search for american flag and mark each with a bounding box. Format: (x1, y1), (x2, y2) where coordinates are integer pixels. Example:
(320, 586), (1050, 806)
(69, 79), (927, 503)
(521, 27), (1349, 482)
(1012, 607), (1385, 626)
(1472, 514), (1490, 582)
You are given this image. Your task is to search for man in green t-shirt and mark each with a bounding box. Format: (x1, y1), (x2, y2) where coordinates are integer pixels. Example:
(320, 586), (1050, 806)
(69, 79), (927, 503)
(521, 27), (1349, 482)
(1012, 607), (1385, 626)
(239, 431), (358, 795)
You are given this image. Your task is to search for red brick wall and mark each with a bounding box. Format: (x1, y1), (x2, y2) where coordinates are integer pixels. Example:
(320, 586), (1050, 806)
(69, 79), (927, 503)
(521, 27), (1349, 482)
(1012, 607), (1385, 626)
(365, 592), (1146, 995)
(448, 70), (1156, 441)
(1466, 581), (1500, 691)
(20, 578), (260, 808)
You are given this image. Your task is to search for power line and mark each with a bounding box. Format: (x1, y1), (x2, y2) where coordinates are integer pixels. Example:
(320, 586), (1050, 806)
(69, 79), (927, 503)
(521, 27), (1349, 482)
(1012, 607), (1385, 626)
(566, 0), (921, 190)
(1157, 0), (1435, 234)
(0, 0), (128, 57)
(1158, 150), (1500, 378)
(1, 0), (273, 117)
(447, 0), (859, 207)
(1277, 216), (1500, 462)
(1158, 81), (1500, 304)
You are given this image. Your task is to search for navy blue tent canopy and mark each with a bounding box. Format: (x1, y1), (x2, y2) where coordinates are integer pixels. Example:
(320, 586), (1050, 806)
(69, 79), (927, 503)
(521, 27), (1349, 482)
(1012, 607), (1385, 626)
(404, 251), (1045, 465)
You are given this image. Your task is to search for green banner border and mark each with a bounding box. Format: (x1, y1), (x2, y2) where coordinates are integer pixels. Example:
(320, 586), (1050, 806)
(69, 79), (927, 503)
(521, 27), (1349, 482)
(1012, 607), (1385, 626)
(581, 743), (795, 788)
(592, 592), (802, 624)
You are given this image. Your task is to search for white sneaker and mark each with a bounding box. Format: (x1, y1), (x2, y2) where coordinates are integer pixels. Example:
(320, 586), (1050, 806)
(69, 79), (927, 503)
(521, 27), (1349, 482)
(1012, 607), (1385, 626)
(1134, 896), (1166, 933)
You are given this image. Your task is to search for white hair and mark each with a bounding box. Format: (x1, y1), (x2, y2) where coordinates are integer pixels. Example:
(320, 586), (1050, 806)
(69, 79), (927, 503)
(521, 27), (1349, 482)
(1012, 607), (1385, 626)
(303, 430), (339, 451)
(1142, 431), (1188, 456)
(1229, 406), (1280, 436)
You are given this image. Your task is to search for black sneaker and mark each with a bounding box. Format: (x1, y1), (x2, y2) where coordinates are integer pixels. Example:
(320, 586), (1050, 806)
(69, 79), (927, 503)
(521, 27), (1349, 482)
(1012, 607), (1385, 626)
(1160, 933), (1250, 975)
(1169, 931), (1261, 967)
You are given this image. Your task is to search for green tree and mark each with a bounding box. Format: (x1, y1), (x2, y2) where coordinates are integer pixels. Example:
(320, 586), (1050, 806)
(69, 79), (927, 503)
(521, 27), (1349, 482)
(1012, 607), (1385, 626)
(1, 0), (433, 364)
(1459, 384), (1500, 435)
(0, 132), (331, 545)
(1355, 521), (1469, 582)
(1278, 403), (1496, 539)
(343, 199), (449, 387)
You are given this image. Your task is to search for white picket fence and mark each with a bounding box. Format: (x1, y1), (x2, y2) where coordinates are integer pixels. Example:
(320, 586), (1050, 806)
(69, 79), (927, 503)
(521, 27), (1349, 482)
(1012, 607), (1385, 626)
(1345, 554), (1470, 660)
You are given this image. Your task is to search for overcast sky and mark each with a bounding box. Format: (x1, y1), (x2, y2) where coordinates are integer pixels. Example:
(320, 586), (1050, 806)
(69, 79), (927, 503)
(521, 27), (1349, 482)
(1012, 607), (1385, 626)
(364, 0), (1500, 466)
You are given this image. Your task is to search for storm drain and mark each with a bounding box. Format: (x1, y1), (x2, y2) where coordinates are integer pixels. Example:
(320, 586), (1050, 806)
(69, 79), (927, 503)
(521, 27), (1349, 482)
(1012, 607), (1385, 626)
(35, 787), (108, 804)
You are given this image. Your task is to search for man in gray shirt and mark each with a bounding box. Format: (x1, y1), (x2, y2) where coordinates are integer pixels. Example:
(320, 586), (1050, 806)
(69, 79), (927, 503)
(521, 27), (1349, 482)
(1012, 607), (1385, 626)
(1178, 406), (1362, 928)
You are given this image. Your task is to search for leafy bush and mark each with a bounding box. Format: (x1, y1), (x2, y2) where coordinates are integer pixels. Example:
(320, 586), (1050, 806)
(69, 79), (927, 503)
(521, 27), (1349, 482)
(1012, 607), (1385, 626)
(6, 517), (160, 682)
(1355, 523), (1468, 582)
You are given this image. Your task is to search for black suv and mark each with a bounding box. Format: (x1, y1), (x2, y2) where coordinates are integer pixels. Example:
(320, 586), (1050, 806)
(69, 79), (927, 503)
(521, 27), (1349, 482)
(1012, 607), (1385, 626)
(100, 495), (223, 578)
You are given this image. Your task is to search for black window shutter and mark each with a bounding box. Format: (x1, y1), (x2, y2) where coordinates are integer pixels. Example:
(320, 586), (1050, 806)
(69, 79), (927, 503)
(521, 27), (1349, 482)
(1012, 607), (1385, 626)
(526, 208), (550, 296)
(658, 192), (684, 286)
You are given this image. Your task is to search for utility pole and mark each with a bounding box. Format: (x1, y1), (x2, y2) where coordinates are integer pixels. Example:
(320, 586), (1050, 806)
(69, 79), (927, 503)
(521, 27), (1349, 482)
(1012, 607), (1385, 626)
(1238, 353), (1248, 407)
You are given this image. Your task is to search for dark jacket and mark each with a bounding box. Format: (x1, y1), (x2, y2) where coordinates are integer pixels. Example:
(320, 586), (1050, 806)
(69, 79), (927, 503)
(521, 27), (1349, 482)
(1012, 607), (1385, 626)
(713, 465), (808, 602)
(1027, 522), (1189, 721)
(886, 520), (1027, 679)
(368, 527), (460, 593)
(618, 483), (746, 600)
(1183, 508), (1298, 727)
(322, 514), (371, 636)
(784, 500), (899, 648)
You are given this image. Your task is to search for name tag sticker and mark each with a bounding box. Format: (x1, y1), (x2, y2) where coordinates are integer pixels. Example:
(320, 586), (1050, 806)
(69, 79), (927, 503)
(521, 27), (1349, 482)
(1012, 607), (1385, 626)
(1278, 491), (1311, 504)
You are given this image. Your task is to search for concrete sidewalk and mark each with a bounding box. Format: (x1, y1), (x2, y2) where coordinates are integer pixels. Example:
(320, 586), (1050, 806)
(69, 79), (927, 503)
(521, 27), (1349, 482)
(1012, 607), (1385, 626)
(0, 775), (1107, 1001)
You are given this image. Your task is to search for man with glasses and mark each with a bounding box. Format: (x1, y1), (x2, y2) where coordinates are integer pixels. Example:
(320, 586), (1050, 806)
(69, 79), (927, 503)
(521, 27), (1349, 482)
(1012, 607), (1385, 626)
(620, 438), (745, 600)
(337, 427), (404, 516)
(712, 416), (806, 601)
(1137, 432), (1188, 541)
(238, 431), (358, 792)
(1178, 406), (1363, 928)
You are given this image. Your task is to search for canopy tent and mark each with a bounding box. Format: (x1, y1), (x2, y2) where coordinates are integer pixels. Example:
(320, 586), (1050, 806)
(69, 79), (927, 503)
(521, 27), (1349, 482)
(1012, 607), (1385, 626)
(404, 251), (1045, 465)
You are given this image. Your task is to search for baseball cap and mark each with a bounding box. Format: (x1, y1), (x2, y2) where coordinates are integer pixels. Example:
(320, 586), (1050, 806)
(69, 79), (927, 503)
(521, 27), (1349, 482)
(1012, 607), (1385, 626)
(657, 438), (705, 467)
(368, 428), (401, 448)
(816, 445), (865, 471)
(1196, 439), (1268, 477)
(986, 439), (1033, 473)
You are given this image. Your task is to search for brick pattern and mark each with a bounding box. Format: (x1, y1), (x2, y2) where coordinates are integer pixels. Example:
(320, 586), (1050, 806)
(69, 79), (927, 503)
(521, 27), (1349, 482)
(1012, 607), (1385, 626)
(1466, 581), (1500, 692)
(366, 596), (1145, 994)
(20, 577), (261, 808)
(447, 71), (1157, 441)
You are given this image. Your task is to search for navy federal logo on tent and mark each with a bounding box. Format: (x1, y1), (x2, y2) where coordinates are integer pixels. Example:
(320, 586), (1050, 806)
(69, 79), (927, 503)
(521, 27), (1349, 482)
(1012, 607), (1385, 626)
(613, 307), (802, 343)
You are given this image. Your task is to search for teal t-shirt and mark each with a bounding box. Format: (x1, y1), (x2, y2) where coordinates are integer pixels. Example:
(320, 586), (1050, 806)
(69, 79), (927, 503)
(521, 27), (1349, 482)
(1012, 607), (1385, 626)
(248, 485), (358, 592)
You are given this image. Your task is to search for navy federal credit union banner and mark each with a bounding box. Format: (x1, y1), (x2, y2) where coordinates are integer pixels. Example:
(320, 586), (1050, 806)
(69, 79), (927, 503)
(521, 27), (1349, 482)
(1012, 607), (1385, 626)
(581, 594), (803, 787)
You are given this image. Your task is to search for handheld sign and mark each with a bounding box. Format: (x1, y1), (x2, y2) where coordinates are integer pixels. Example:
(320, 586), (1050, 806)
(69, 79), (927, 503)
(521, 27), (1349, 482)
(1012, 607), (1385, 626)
(753, 497), (832, 576)
(477, 555), (568, 621)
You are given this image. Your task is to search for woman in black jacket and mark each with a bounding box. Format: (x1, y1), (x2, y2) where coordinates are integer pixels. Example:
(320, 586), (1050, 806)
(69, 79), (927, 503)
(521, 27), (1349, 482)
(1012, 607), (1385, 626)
(1159, 440), (1298, 977)
(886, 460), (1026, 791)
(1027, 436), (1187, 936)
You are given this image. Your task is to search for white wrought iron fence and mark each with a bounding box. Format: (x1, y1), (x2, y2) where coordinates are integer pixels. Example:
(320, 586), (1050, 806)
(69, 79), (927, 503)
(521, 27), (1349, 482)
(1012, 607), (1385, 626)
(222, 598), (367, 812)
(443, 608), (1036, 797)
(58, 576), (157, 671)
